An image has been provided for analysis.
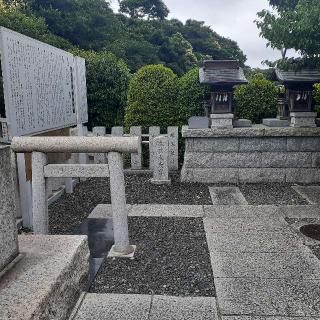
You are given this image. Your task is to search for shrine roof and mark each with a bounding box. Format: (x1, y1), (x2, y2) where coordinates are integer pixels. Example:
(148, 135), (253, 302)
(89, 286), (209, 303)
(199, 60), (248, 85)
(275, 69), (320, 84)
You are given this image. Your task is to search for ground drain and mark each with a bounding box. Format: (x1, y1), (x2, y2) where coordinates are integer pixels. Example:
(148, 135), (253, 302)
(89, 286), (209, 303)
(300, 224), (320, 241)
(76, 217), (114, 288)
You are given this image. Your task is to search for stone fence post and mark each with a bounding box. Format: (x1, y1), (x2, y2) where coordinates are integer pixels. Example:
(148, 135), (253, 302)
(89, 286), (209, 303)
(130, 126), (142, 170)
(151, 135), (171, 185)
(149, 126), (161, 170)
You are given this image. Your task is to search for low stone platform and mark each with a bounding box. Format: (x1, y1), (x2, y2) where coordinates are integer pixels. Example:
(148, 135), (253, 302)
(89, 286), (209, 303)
(181, 125), (320, 183)
(0, 235), (89, 320)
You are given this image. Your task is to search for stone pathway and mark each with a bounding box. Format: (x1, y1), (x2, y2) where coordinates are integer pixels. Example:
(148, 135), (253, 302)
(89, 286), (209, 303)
(70, 189), (320, 320)
(204, 205), (320, 318)
(73, 294), (218, 320)
(209, 187), (248, 205)
(292, 185), (320, 204)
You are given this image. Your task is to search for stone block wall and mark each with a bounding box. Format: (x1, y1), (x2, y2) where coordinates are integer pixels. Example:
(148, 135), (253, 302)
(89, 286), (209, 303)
(181, 126), (320, 184)
(0, 146), (18, 271)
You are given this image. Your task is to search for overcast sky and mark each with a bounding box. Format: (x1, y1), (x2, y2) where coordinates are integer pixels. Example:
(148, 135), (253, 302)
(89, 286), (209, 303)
(110, 0), (298, 68)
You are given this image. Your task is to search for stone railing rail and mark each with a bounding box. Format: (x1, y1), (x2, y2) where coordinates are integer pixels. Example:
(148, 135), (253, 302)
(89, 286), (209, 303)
(11, 136), (140, 153)
(11, 136), (140, 257)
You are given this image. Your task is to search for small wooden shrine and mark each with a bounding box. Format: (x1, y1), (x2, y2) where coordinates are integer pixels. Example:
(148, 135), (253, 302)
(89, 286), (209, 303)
(199, 60), (248, 114)
(275, 69), (320, 114)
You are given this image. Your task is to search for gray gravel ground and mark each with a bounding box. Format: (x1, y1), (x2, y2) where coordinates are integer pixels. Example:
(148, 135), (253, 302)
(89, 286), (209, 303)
(239, 183), (308, 205)
(90, 217), (215, 297)
(49, 172), (211, 234)
(49, 172), (309, 235)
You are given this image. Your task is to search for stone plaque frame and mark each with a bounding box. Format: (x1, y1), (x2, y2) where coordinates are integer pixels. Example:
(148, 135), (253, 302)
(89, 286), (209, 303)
(0, 27), (88, 140)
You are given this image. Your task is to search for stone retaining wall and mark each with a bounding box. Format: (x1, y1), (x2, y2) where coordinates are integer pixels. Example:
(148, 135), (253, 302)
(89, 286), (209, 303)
(181, 126), (320, 184)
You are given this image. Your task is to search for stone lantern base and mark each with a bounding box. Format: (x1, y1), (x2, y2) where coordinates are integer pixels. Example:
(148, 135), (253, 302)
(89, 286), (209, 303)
(290, 112), (317, 128)
(210, 113), (234, 129)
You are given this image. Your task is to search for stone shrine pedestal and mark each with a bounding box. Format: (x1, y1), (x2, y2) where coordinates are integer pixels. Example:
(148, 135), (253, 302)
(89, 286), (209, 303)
(210, 113), (234, 129)
(290, 112), (317, 128)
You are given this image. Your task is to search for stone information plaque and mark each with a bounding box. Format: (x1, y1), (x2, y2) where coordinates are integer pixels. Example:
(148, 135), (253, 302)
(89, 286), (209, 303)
(0, 27), (79, 137)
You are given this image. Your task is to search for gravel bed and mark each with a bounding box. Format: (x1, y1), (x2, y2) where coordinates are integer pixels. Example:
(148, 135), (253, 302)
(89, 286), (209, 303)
(90, 217), (215, 297)
(239, 183), (308, 205)
(49, 172), (310, 235)
(49, 172), (211, 235)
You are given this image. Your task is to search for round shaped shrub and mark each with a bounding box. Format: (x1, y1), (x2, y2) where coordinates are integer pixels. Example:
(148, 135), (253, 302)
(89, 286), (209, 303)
(176, 68), (209, 126)
(234, 79), (278, 124)
(124, 64), (178, 130)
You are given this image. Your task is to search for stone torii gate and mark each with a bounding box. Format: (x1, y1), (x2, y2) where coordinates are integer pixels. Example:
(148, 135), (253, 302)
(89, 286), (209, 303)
(11, 136), (140, 257)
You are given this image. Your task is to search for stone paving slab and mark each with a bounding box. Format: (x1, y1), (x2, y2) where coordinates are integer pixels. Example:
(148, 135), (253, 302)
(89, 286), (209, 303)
(204, 216), (288, 233)
(204, 205), (281, 218)
(149, 295), (218, 320)
(205, 229), (305, 253)
(215, 278), (320, 317)
(209, 187), (248, 205)
(74, 293), (151, 320)
(279, 205), (320, 218)
(129, 204), (205, 217)
(292, 186), (320, 204)
(222, 316), (320, 320)
(210, 250), (320, 279)
(88, 204), (205, 219)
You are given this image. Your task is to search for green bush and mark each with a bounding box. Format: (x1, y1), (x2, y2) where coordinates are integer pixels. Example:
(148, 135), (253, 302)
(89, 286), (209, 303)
(176, 68), (208, 125)
(314, 84), (320, 117)
(73, 50), (131, 128)
(124, 64), (178, 130)
(234, 79), (278, 124)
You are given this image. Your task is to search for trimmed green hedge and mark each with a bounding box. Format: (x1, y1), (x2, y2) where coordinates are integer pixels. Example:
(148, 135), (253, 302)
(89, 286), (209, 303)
(234, 79), (278, 124)
(125, 65), (207, 130)
(176, 68), (209, 125)
(124, 64), (178, 130)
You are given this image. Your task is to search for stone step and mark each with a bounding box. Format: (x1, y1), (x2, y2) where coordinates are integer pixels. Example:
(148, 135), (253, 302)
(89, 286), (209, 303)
(72, 293), (218, 320)
(0, 235), (89, 320)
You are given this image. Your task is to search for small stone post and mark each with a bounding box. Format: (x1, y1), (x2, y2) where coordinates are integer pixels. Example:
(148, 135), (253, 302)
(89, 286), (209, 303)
(151, 135), (171, 185)
(111, 127), (124, 136)
(32, 152), (48, 234)
(167, 126), (179, 171)
(149, 126), (160, 169)
(130, 126), (142, 170)
(65, 158), (74, 194)
(77, 124), (89, 164)
(108, 152), (135, 256)
(93, 127), (107, 164)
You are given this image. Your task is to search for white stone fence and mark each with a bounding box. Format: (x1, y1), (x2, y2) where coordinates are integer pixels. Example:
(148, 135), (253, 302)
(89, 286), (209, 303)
(11, 136), (140, 256)
(72, 126), (179, 172)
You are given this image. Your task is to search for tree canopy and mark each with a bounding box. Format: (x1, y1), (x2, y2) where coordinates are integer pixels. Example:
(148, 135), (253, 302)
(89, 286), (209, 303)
(119, 0), (169, 20)
(14, 0), (246, 73)
(0, 0), (248, 127)
(256, 0), (320, 69)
